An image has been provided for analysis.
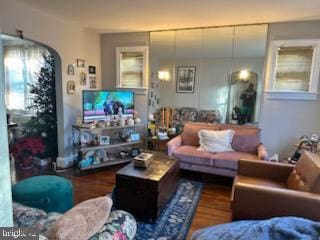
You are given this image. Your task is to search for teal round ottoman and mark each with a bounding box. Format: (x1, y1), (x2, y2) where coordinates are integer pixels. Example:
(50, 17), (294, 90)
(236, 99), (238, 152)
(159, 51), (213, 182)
(12, 175), (73, 213)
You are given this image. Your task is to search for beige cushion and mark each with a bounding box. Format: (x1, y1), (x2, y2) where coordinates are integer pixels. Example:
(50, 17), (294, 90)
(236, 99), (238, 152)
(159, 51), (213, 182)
(181, 122), (220, 146)
(287, 151), (320, 193)
(46, 196), (112, 240)
(198, 129), (235, 153)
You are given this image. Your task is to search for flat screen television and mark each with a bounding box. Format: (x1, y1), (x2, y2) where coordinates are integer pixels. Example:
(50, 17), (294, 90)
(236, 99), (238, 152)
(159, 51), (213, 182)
(83, 90), (134, 122)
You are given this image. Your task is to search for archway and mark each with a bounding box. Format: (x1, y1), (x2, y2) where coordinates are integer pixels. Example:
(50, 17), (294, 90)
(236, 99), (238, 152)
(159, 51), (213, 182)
(1, 33), (63, 172)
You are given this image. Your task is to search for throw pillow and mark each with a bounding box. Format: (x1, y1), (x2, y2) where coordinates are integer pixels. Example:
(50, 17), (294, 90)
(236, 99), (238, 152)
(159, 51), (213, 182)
(46, 196), (113, 240)
(198, 129), (235, 153)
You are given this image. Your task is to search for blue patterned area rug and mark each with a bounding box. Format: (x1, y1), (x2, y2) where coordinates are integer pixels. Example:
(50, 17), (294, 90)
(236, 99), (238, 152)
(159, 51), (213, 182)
(134, 179), (203, 240)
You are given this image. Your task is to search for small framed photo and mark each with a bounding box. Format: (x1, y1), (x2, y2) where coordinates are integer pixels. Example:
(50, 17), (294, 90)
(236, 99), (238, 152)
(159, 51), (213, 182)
(88, 66), (96, 74)
(67, 64), (74, 75)
(99, 135), (110, 145)
(130, 133), (140, 141)
(89, 76), (96, 89)
(176, 66), (196, 93)
(67, 80), (75, 94)
(77, 59), (85, 68)
(80, 72), (86, 85)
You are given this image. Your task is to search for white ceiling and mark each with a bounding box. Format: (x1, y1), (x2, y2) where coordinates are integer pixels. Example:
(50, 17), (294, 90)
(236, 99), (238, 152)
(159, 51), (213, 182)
(13, 0), (320, 33)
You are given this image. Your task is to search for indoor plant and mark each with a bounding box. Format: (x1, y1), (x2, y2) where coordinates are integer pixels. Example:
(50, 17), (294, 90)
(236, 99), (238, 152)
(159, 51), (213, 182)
(11, 136), (45, 169)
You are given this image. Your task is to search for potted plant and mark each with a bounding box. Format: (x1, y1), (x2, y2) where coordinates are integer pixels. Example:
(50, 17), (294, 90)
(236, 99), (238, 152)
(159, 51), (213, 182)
(11, 136), (45, 169)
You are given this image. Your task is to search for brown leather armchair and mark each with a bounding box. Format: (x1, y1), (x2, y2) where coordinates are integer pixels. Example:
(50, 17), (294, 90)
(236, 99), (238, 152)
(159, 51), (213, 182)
(231, 151), (320, 221)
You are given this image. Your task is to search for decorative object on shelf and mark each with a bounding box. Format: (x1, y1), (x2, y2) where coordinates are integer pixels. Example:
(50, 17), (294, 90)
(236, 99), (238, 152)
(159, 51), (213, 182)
(89, 76), (96, 88)
(167, 127), (177, 136)
(96, 149), (107, 162)
(130, 133), (140, 141)
(80, 157), (93, 169)
(88, 66), (96, 74)
(176, 66), (196, 93)
(119, 150), (130, 159)
(119, 131), (131, 142)
(67, 64), (75, 75)
(11, 136), (45, 169)
(119, 118), (125, 126)
(80, 131), (93, 146)
(127, 117), (135, 126)
(76, 59), (85, 68)
(67, 80), (75, 94)
(130, 148), (140, 157)
(91, 133), (100, 146)
(99, 135), (110, 145)
(80, 72), (86, 85)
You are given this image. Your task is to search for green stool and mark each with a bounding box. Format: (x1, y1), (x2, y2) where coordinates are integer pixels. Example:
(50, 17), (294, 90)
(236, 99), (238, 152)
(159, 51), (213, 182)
(12, 175), (74, 213)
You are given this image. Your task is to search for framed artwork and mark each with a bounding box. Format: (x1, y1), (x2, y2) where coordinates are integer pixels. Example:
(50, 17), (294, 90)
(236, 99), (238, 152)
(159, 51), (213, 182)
(67, 80), (75, 94)
(67, 64), (74, 75)
(88, 66), (96, 74)
(77, 59), (85, 68)
(89, 76), (96, 89)
(99, 135), (110, 145)
(176, 66), (196, 93)
(80, 72), (86, 85)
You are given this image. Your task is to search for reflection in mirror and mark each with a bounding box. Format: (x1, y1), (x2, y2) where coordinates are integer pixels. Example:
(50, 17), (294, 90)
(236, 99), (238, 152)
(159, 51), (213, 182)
(228, 24), (268, 124)
(200, 27), (234, 122)
(149, 31), (176, 114)
(229, 70), (258, 124)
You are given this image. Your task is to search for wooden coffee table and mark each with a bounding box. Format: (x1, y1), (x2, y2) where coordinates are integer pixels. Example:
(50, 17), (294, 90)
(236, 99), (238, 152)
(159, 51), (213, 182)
(115, 155), (180, 223)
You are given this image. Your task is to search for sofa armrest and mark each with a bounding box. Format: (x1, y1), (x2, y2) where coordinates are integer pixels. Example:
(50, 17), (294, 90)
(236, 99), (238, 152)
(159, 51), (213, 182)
(167, 135), (182, 156)
(233, 183), (320, 221)
(257, 143), (268, 160)
(238, 159), (294, 182)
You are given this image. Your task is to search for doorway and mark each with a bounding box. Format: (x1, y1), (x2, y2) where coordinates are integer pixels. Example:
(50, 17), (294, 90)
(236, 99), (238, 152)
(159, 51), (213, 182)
(2, 34), (58, 172)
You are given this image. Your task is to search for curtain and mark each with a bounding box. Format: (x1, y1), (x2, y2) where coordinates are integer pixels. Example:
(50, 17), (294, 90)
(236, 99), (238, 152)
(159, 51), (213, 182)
(4, 45), (49, 111)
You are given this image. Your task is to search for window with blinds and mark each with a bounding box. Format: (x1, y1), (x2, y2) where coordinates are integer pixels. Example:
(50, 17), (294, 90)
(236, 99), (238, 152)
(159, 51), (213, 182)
(120, 52), (143, 87)
(116, 46), (148, 93)
(267, 40), (320, 100)
(275, 46), (313, 92)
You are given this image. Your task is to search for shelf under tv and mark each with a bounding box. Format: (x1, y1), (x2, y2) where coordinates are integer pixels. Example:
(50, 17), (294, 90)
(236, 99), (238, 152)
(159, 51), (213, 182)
(74, 140), (142, 152)
(79, 158), (132, 171)
(72, 123), (144, 131)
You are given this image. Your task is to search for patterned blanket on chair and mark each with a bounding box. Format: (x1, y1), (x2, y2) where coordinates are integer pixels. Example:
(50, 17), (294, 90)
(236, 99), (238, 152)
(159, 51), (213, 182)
(191, 217), (320, 240)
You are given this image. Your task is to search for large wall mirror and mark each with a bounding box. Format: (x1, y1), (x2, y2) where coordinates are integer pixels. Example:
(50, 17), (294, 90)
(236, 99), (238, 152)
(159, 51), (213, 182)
(149, 24), (268, 132)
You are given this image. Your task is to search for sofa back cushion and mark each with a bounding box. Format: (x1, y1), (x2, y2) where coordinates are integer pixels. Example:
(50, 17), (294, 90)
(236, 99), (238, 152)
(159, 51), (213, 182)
(220, 124), (260, 153)
(182, 122), (220, 146)
(198, 129), (235, 153)
(287, 151), (320, 193)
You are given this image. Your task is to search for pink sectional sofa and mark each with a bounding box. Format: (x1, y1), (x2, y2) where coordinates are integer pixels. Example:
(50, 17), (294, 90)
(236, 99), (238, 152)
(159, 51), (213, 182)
(167, 122), (268, 177)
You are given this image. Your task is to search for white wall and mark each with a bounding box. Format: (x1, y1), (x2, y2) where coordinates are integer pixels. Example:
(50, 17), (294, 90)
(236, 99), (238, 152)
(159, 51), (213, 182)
(260, 20), (320, 158)
(0, 25), (13, 227)
(0, 0), (101, 158)
(100, 32), (149, 125)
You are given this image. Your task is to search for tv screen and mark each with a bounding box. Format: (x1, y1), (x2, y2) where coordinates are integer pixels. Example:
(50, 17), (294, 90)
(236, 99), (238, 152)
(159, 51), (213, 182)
(83, 90), (134, 122)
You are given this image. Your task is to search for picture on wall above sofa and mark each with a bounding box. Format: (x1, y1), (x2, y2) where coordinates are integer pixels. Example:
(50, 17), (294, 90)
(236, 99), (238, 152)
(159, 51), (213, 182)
(176, 66), (196, 93)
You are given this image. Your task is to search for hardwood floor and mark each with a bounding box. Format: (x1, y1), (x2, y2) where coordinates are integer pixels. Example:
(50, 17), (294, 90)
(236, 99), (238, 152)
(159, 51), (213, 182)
(11, 163), (233, 239)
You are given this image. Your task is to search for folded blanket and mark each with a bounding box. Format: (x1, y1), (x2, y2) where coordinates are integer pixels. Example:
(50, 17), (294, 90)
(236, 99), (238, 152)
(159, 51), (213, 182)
(191, 217), (320, 240)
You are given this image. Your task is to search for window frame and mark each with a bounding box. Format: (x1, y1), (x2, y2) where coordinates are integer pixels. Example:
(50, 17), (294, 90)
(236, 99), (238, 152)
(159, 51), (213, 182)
(116, 46), (149, 95)
(266, 39), (320, 100)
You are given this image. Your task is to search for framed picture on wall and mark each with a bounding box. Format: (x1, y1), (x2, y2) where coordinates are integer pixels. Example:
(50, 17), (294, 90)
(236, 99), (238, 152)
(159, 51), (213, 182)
(176, 66), (196, 93)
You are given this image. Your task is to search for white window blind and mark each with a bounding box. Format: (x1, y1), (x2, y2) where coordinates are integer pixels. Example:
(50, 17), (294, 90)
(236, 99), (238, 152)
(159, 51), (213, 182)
(275, 47), (313, 92)
(120, 52), (143, 88)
